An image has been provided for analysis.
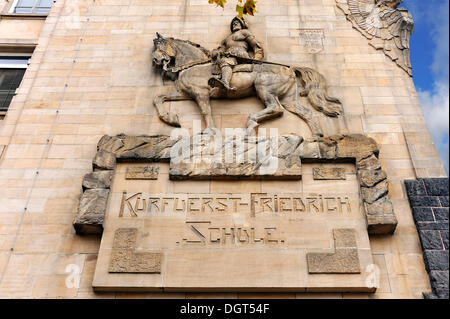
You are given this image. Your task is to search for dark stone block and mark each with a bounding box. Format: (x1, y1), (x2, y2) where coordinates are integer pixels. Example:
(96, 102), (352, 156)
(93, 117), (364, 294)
(423, 292), (437, 299)
(423, 178), (449, 196)
(439, 196), (449, 207)
(412, 207), (434, 222)
(409, 196), (441, 207)
(419, 231), (444, 250)
(417, 221), (449, 231)
(424, 250), (449, 271)
(429, 270), (449, 290)
(433, 207), (449, 221)
(405, 179), (427, 197)
(441, 231), (449, 250)
(82, 170), (113, 190)
(423, 290), (449, 299)
(435, 289), (449, 299)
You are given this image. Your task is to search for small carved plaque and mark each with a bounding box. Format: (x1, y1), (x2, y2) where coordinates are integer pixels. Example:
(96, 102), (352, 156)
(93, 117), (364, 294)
(299, 29), (324, 53)
(109, 228), (162, 273)
(313, 167), (346, 180)
(126, 165), (159, 180)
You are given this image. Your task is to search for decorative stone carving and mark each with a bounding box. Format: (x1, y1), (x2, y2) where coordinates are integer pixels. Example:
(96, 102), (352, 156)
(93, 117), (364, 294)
(73, 135), (178, 234)
(109, 228), (162, 273)
(313, 167), (346, 180)
(170, 133), (303, 180)
(307, 228), (361, 274)
(299, 29), (325, 53)
(74, 133), (398, 235)
(358, 169), (387, 187)
(336, 134), (379, 161)
(126, 165), (159, 180)
(209, 16), (264, 91)
(364, 196), (397, 234)
(357, 154), (382, 170)
(97, 134), (178, 162)
(93, 150), (116, 170)
(82, 171), (113, 190)
(73, 189), (110, 234)
(336, 0), (414, 75)
(361, 180), (389, 203)
(151, 17), (343, 136)
(299, 134), (397, 234)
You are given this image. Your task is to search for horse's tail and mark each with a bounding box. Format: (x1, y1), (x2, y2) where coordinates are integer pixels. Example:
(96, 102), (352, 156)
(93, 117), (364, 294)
(292, 67), (342, 117)
(154, 89), (192, 127)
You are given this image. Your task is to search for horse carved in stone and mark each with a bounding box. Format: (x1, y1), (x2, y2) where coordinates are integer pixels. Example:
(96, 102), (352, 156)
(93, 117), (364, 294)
(151, 33), (342, 136)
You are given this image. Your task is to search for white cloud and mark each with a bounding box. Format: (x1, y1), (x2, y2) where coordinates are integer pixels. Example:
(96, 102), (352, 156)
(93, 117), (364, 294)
(416, 0), (449, 174)
(429, 1), (449, 82)
(418, 82), (449, 172)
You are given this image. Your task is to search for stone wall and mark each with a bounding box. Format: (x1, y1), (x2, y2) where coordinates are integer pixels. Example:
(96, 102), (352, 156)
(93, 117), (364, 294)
(405, 178), (449, 299)
(0, 0), (45, 43)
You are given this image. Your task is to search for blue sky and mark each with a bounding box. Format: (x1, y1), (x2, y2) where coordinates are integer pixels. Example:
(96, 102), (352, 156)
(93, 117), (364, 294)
(402, 0), (449, 174)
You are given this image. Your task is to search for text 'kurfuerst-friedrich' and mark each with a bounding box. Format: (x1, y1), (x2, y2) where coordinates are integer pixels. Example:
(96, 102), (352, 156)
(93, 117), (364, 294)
(118, 192), (352, 217)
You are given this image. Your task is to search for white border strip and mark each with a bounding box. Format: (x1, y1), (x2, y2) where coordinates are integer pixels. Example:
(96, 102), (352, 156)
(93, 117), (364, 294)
(8, 0), (20, 14)
(0, 63), (27, 69)
(0, 54), (30, 68)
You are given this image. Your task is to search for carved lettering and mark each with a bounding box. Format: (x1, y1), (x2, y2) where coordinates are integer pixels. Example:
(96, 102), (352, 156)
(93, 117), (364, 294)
(180, 222), (283, 246)
(117, 192), (353, 217)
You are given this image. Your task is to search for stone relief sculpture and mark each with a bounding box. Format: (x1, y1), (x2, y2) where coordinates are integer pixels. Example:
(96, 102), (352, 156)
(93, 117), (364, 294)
(151, 17), (343, 136)
(336, 0), (414, 75)
(74, 133), (398, 235)
(208, 16), (264, 91)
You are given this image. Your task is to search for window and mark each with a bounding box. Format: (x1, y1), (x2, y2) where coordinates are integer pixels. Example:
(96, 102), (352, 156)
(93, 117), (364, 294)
(10, 0), (53, 14)
(0, 56), (29, 114)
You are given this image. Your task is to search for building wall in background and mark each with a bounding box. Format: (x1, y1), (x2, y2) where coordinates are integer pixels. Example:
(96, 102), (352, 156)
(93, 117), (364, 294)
(0, 0), (447, 298)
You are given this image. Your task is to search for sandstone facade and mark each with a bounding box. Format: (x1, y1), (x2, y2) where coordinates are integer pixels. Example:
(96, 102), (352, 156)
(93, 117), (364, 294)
(0, 0), (446, 298)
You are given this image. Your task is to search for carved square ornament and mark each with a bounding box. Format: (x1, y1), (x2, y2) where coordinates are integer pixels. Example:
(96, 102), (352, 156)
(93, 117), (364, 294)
(299, 29), (325, 53)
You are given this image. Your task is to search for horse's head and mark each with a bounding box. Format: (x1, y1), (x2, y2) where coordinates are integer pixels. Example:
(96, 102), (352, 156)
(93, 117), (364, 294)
(152, 33), (211, 73)
(152, 33), (174, 71)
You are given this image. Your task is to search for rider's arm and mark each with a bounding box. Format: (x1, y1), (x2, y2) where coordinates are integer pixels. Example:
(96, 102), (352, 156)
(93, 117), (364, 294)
(245, 31), (264, 60)
(212, 40), (226, 58)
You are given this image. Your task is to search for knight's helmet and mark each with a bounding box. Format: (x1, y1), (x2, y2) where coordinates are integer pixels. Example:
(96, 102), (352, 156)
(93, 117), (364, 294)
(230, 16), (248, 32)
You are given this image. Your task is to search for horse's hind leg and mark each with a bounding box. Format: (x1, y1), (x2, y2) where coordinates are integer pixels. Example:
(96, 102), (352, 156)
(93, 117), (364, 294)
(154, 87), (191, 127)
(282, 101), (323, 137)
(194, 94), (216, 131)
(247, 88), (284, 133)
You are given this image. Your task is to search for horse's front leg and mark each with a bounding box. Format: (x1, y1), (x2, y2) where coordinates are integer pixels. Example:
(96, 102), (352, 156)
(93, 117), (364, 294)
(247, 87), (284, 134)
(194, 95), (216, 131)
(154, 86), (191, 127)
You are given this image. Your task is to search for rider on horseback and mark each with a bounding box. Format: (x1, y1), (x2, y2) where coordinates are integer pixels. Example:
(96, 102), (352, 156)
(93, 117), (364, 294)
(209, 16), (264, 91)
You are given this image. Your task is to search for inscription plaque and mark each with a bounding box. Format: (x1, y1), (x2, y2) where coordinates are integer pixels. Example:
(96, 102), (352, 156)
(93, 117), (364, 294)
(126, 165), (159, 180)
(299, 29), (324, 53)
(92, 163), (376, 292)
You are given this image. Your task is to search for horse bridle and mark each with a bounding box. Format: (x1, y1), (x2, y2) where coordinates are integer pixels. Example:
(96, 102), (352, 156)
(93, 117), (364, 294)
(162, 38), (212, 73)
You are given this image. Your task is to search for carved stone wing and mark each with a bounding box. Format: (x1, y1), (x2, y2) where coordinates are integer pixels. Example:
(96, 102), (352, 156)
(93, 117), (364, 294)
(380, 7), (414, 73)
(347, 0), (381, 37)
(336, 0), (414, 76)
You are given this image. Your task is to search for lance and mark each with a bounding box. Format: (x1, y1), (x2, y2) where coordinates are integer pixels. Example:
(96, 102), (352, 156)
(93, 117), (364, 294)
(225, 54), (291, 68)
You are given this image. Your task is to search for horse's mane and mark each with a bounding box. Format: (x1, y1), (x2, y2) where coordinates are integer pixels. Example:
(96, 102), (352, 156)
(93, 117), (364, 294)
(169, 37), (212, 58)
